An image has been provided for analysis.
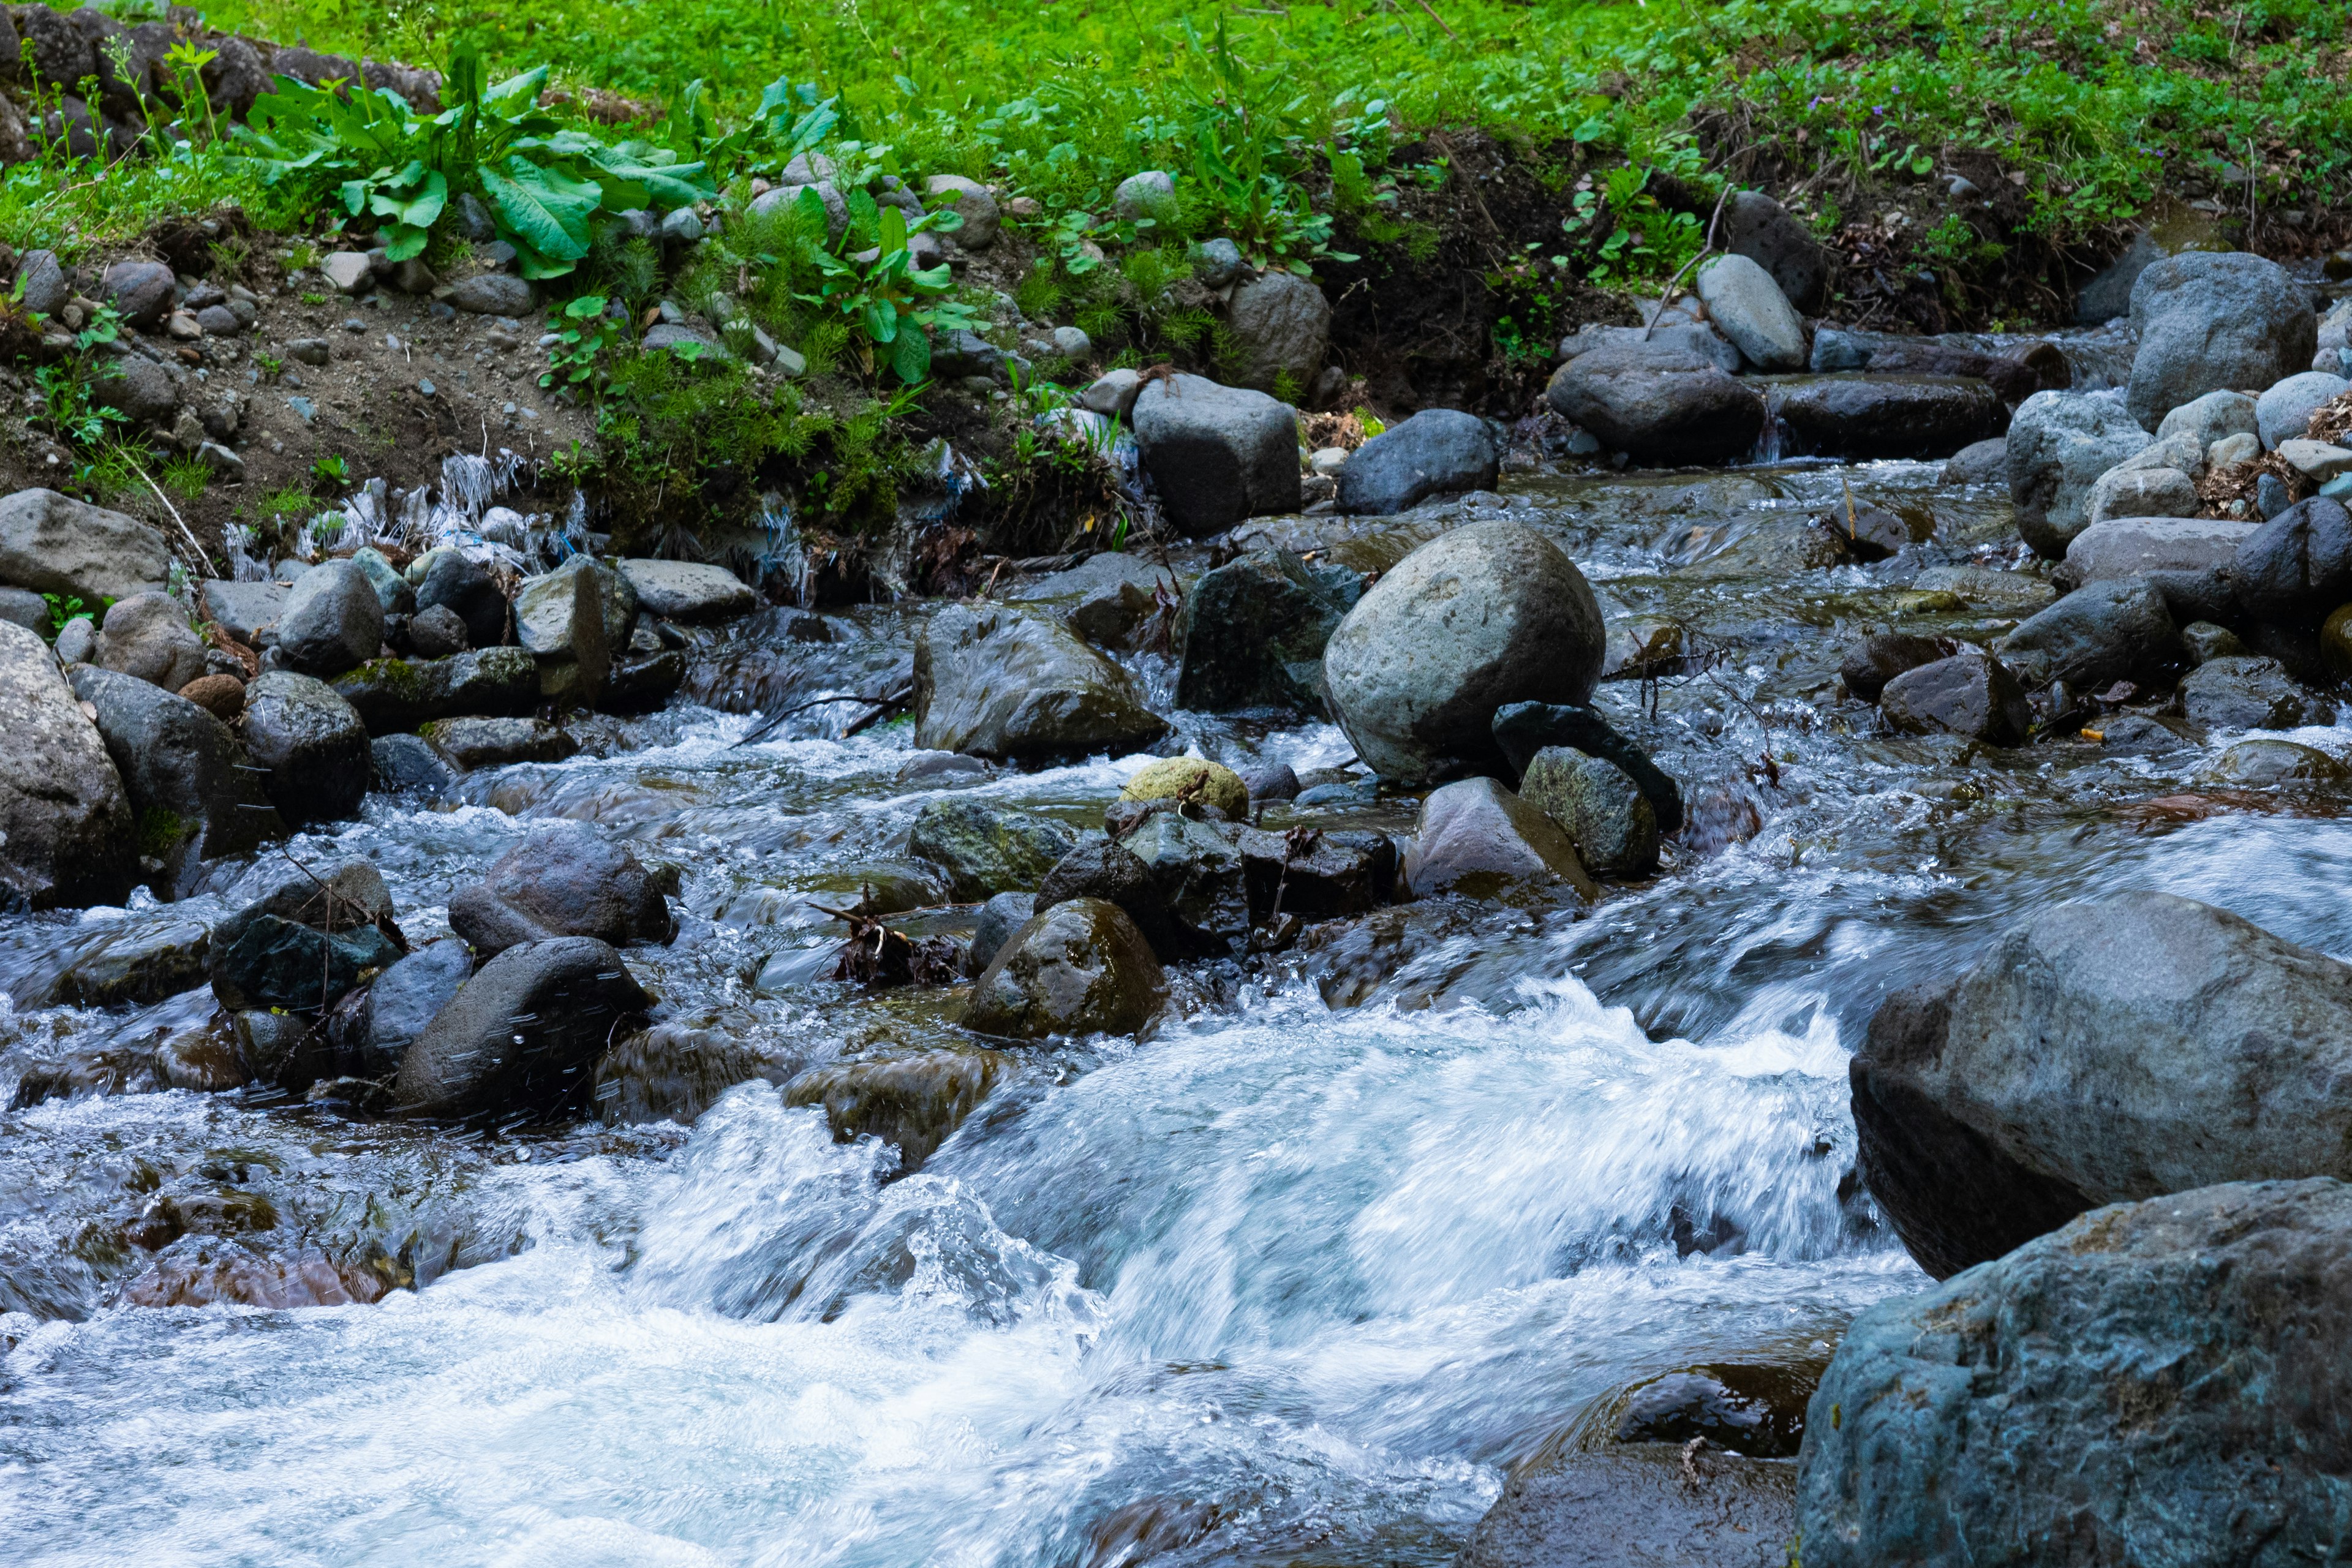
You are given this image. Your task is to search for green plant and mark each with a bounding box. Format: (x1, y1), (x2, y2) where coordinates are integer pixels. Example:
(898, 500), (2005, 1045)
(311, 454), (350, 491)
(40, 592), (88, 638)
(252, 351), (285, 380)
(541, 294), (623, 391)
(795, 190), (977, 383)
(159, 452), (212, 502)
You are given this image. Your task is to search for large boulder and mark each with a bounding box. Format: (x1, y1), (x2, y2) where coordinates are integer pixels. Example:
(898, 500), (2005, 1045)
(1879, 652), (2031, 745)
(2125, 251), (2316, 429)
(275, 559), (385, 678)
(616, 558), (756, 622)
(1324, 522), (1605, 782)
(414, 549), (508, 649)
(1850, 891), (2352, 1280)
(0, 620), (132, 908)
(907, 797), (1079, 902)
(1692, 252), (1805, 371)
(513, 554), (611, 708)
(93, 592), (206, 691)
(1401, 776), (1597, 903)
(1994, 578), (2184, 690)
(424, 715), (578, 769)
(70, 666), (284, 894)
(1335, 409), (1497, 514)
(963, 897), (1168, 1039)
(1545, 344), (1765, 465)
(913, 603), (1168, 763)
(1771, 375), (2008, 462)
(1797, 1178), (2352, 1568)
(1720, 189), (1830, 314)
(0, 488), (170, 604)
(1175, 548), (1355, 713)
(1222, 270), (1330, 393)
(393, 938), (652, 1117)
(331, 646), (538, 734)
(1131, 372), (1301, 536)
(2006, 391), (2154, 557)
(239, 671), (370, 825)
(446, 821), (677, 956)
(2229, 496), (2352, 628)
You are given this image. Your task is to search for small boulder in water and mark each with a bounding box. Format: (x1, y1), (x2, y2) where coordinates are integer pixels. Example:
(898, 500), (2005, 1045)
(964, 897), (1168, 1039)
(907, 797), (1080, 902)
(447, 821), (677, 957)
(1175, 548), (1356, 714)
(1543, 344), (1765, 466)
(785, 1049), (1009, 1174)
(1401, 777), (1597, 903)
(2198, 736), (2348, 785)
(1839, 633), (1961, 703)
(1879, 652), (2032, 745)
(2179, 655), (2335, 731)
(424, 715), (578, 770)
(1121, 757), (1249, 820)
(415, 551), (507, 650)
(394, 937), (653, 1117)
(914, 603), (1169, 764)
(965, 891), (1038, 976)
(1995, 578), (2184, 690)
(1335, 408), (1499, 515)
(1520, 747), (1659, 879)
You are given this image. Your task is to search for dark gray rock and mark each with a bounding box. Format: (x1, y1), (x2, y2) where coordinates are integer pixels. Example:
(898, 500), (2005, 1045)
(1240, 761), (1300, 802)
(1175, 548), (1354, 713)
(2229, 496), (2352, 627)
(0, 487), (170, 605)
(240, 671), (369, 824)
(13, 249), (67, 317)
(276, 559), (384, 678)
(370, 732), (456, 796)
(1558, 322), (1740, 376)
(1491, 701), (1684, 833)
(1324, 523), (1605, 783)
(603, 650), (686, 712)
(1544, 344), (1765, 465)
(1995, 578), (2184, 690)
(1461, 1442), (1794, 1568)
(1118, 809), (1248, 951)
(591, 1015), (801, 1125)
(2179, 654), (2336, 730)
(1940, 436), (2008, 486)
(1224, 821), (1396, 919)
(1879, 652), (2032, 745)
(2007, 391), (2154, 557)
(1839, 632), (1961, 702)
(208, 912), (401, 1017)
(70, 665), (283, 894)
(2127, 251), (2318, 429)
(1720, 189), (1829, 314)
(965, 891), (1038, 976)
(1131, 372), (1302, 536)
(1335, 409), (1498, 514)
(1222, 270), (1329, 393)
(1035, 838), (1183, 956)
(415, 549), (508, 650)
(784, 1049), (1008, 1174)
(1850, 891), (2352, 1280)
(1401, 776), (1596, 903)
(0, 622), (130, 909)
(343, 937), (472, 1077)
(2256, 369), (2350, 448)
(913, 603), (1168, 763)
(407, 601), (468, 657)
(1519, 747), (1658, 878)
(214, 853), (398, 934)
(0, 585), (46, 634)
(393, 938), (652, 1117)
(963, 897), (1168, 1039)
(907, 798), (1080, 902)
(424, 715), (578, 769)
(448, 273), (533, 316)
(333, 646), (539, 734)
(447, 821), (676, 956)
(99, 258), (175, 328)
(513, 554), (611, 710)
(90, 353), (176, 426)
(1798, 1178), (2352, 1568)
(1771, 375), (2007, 461)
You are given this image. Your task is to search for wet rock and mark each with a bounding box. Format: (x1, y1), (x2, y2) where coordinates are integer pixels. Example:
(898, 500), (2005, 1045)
(2126, 251), (2316, 429)
(371, 733), (457, 796)
(1544, 344), (1765, 465)
(785, 1049), (1008, 1174)
(1615, 1366), (1813, 1457)
(1336, 409), (1498, 514)
(2230, 496), (2352, 627)
(1224, 822), (1396, 920)
(2090, 713), (2196, 756)
(1131, 372), (1302, 536)
(1910, 565), (2059, 613)
(335, 646), (539, 734)
(1838, 632), (1961, 702)
(616, 558), (757, 622)
(1175, 548), (1354, 713)
(965, 891), (1037, 976)
(1122, 757), (1248, 820)
(1461, 1442), (1794, 1568)
(218, 853), (399, 935)
(198, 579), (288, 645)
(38, 915), (212, 1009)
(0, 488), (169, 604)
(407, 601), (468, 657)
(1036, 838), (1196, 960)
(1850, 891), (2352, 1280)
(1241, 762), (1300, 802)
(2184, 619), (2252, 665)
(1558, 322), (1741, 376)
(1325, 522), (1605, 783)
(348, 548), (413, 616)
(394, 937), (652, 1118)
(423, 715), (578, 769)
(1693, 253), (1804, 371)
(592, 1016), (799, 1125)
(239, 671), (369, 825)
(2199, 737), (2348, 785)
(1222, 270), (1329, 393)
(1798, 1178), (2352, 1568)
(2179, 654), (2335, 731)
(1772, 374), (2007, 462)
(963, 897), (1168, 1039)
(1995, 578), (2184, 690)
(209, 913), (401, 1019)
(71, 666), (283, 894)
(2007, 391), (2154, 557)
(1118, 809), (1250, 949)
(1401, 777), (1596, 903)
(0, 622), (132, 908)
(1491, 701), (1684, 834)
(1720, 189), (1828, 313)
(1519, 747), (1657, 878)
(2061, 516), (2254, 587)
(603, 650), (687, 712)
(913, 603), (1168, 763)
(447, 821), (677, 956)
(1879, 652), (2031, 745)
(513, 554), (610, 709)
(91, 592), (206, 691)
(342, 937), (472, 1077)
(414, 549), (507, 649)
(907, 797), (1080, 902)
(276, 559), (385, 679)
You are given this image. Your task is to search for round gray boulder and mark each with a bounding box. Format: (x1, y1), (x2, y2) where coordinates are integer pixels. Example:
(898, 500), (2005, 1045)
(0, 620), (132, 909)
(914, 603), (1169, 763)
(393, 937), (652, 1117)
(1131, 372), (1302, 536)
(1223, 271), (1330, 394)
(94, 590), (206, 691)
(1336, 409), (1498, 515)
(1692, 252), (1805, 371)
(446, 820), (677, 956)
(2256, 369), (2350, 449)
(2126, 251), (2316, 429)
(240, 670), (370, 824)
(276, 559), (385, 677)
(2006, 390), (2154, 557)
(963, 897), (1167, 1039)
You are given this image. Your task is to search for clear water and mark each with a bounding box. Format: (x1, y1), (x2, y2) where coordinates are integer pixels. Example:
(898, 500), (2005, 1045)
(5, 450), (2348, 1567)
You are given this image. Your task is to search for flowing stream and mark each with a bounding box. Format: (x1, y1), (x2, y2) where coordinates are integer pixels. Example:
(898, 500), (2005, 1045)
(5, 443), (2350, 1566)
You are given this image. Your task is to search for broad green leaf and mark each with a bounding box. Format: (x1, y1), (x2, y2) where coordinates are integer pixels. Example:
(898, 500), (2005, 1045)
(383, 222), (431, 262)
(891, 328), (929, 385)
(862, 300), (897, 344)
(481, 155), (601, 265)
(338, 179), (368, 217)
(481, 65), (552, 118)
(370, 167), (447, 228)
(878, 205), (908, 255)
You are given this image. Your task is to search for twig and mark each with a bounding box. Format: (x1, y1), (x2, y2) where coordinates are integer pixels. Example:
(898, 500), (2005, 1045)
(1643, 183), (1737, 340)
(1414, 0), (1460, 40)
(121, 450), (211, 570)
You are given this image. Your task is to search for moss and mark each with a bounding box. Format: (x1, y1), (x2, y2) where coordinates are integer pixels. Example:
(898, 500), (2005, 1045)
(135, 806), (189, 861)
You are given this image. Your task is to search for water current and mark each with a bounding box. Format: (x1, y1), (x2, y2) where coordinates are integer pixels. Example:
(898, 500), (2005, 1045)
(6, 427), (2351, 1565)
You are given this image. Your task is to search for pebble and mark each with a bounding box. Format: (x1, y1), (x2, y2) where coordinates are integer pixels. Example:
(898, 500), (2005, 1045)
(418, 380), (437, 398)
(341, 317), (366, 333)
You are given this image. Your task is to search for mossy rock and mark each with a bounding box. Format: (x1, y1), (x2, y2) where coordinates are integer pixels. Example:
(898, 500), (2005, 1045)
(1121, 757), (1248, 820)
(907, 798), (1079, 903)
(964, 897), (1167, 1039)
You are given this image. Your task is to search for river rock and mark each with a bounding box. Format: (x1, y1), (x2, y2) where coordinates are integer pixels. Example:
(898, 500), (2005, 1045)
(2006, 391), (2154, 557)
(590, 1016), (799, 1125)
(2155, 386), (2260, 451)
(2060, 516), (2253, 586)
(208, 912), (402, 1017)
(605, 650), (686, 712)
(513, 555), (611, 709)
(70, 666), (284, 894)
(1131, 372), (1301, 535)
(786, 1049), (1008, 1174)
(347, 548), (413, 616)
(199, 579), (288, 645)
(1879, 652), (2031, 745)
(913, 603), (1167, 763)
(965, 891), (1037, 976)
(2179, 654), (2335, 731)
(1034, 838), (1193, 959)
(1490, 702), (1684, 833)
(447, 821), (676, 956)
(334, 646), (537, 735)
(2256, 369), (2349, 448)
(1558, 322), (1742, 376)
(1544, 344), (1765, 465)
(1324, 523), (1605, 783)
(240, 671), (369, 825)
(448, 273), (533, 316)
(407, 601), (467, 657)
(2229, 496), (2352, 627)
(1113, 170), (1177, 224)
(1519, 747), (1657, 878)
(964, 897), (1167, 1039)
(344, 937), (472, 1076)
(217, 853), (399, 935)
(1335, 409), (1497, 514)
(907, 797), (1079, 902)
(2126, 251), (2316, 429)
(2083, 466), (2199, 527)
(1693, 253), (1804, 371)
(276, 559), (385, 678)
(923, 174), (998, 248)
(1849, 891), (2352, 1279)
(0, 622), (132, 908)
(1721, 189), (1828, 313)
(1771, 375), (2007, 462)
(423, 715), (578, 769)
(0, 488), (169, 604)
(1796, 1178), (2352, 1568)
(1461, 1442), (1795, 1568)
(617, 558), (757, 622)
(1223, 270), (1329, 393)
(1175, 548), (1354, 712)
(91, 592), (206, 691)
(1118, 809), (1249, 950)
(371, 733), (456, 796)
(415, 549), (507, 649)
(36, 914), (213, 1009)
(1122, 757), (1248, 820)
(394, 937), (652, 1117)
(1994, 578), (2183, 690)
(2199, 736), (2349, 785)
(1838, 632), (1961, 702)
(1401, 777), (1596, 903)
